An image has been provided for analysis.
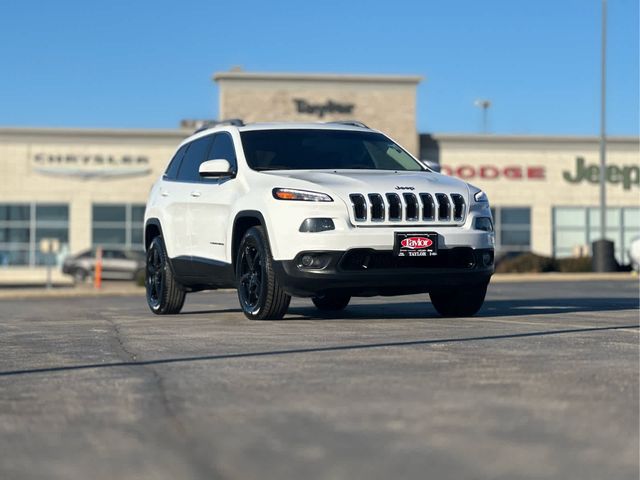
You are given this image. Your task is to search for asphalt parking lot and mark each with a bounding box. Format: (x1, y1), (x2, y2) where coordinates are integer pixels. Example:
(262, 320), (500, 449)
(0, 279), (638, 480)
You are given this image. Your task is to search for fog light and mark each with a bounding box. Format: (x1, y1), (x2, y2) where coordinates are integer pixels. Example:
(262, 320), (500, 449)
(482, 252), (494, 266)
(299, 218), (335, 232)
(474, 217), (493, 232)
(297, 253), (332, 270)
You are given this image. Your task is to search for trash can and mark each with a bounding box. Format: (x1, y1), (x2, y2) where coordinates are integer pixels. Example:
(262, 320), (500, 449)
(591, 239), (618, 272)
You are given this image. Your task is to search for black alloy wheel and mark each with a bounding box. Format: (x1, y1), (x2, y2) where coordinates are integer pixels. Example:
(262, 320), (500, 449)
(238, 243), (263, 313)
(145, 236), (185, 315)
(236, 226), (290, 320)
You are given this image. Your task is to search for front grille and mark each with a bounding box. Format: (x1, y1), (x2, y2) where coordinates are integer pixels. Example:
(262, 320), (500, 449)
(451, 194), (465, 221)
(435, 193), (450, 221)
(349, 194), (367, 221)
(386, 193), (402, 221)
(420, 193), (435, 221)
(368, 193), (385, 221)
(340, 248), (477, 271)
(349, 191), (466, 224)
(402, 193), (419, 221)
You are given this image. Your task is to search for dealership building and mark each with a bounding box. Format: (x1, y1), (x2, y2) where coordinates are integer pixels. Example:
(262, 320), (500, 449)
(0, 70), (638, 277)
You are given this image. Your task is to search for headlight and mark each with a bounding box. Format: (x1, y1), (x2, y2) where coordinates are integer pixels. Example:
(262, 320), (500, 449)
(272, 188), (333, 202)
(474, 190), (488, 202)
(474, 217), (494, 232)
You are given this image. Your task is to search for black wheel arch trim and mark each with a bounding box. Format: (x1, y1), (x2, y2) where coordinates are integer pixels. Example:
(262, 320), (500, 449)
(144, 219), (181, 279)
(232, 210), (273, 266)
(144, 218), (164, 251)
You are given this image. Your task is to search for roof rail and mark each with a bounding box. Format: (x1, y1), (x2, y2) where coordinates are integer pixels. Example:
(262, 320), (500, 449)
(194, 118), (244, 133)
(325, 120), (369, 129)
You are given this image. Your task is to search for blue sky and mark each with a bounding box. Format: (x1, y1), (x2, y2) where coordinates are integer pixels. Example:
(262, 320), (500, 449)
(0, 0), (637, 135)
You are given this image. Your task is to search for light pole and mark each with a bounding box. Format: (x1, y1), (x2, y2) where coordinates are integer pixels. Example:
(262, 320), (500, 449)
(592, 0), (617, 271)
(474, 99), (491, 134)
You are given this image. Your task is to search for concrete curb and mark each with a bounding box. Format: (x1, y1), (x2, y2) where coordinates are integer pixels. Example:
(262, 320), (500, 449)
(491, 272), (638, 283)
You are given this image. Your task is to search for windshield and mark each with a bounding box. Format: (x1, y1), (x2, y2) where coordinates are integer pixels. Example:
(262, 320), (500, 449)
(240, 129), (424, 172)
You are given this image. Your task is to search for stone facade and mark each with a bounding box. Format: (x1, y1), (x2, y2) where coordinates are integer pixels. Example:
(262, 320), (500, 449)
(215, 72), (421, 155)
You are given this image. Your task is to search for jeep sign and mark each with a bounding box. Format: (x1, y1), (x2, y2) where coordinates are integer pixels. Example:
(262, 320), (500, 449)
(563, 156), (639, 190)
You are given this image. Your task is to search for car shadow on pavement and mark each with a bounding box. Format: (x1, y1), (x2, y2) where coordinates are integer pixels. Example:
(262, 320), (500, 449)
(279, 297), (640, 321)
(1, 323), (637, 378)
(180, 297), (639, 320)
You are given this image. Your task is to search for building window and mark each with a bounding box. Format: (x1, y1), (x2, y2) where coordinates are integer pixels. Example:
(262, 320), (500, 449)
(0, 203), (69, 267)
(554, 207), (640, 263)
(92, 204), (145, 250)
(491, 207), (531, 252)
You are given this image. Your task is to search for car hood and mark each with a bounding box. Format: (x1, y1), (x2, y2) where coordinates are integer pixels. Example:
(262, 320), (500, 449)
(263, 169), (470, 199)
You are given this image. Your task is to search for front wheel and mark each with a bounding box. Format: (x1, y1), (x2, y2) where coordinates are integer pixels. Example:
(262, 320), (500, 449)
(429, 282), (488, 317)
(146, 236), (186, 315)
(312, 294), (351, 311)
(236, 226), (291, 320)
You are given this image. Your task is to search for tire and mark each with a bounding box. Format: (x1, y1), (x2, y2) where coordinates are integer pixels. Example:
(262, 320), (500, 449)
(73, 268), (89, 283)
(429, 282), (489, 317)
(312, 294), (351, 311)
(236, 226), (291, 320)
(146, 236), (186, 315)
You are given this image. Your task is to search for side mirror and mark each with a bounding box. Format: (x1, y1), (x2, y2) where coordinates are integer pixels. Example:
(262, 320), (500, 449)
(199, 159), (234, 177)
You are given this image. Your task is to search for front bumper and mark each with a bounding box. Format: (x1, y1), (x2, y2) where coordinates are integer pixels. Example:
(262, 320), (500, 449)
(272, 247), (494, 297)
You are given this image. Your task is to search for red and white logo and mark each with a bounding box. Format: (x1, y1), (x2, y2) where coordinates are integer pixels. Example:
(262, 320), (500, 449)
(401, 237), (433, 249)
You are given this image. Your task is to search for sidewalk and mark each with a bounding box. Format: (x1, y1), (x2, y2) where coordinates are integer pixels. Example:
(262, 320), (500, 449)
(0, 282), (145, 300)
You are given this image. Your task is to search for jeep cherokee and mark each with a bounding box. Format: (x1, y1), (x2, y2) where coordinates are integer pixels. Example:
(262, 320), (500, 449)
(144, 121), (495, 320)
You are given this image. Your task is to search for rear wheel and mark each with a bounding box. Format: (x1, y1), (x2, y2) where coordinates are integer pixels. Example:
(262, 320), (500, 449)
(146, 236), (185, 315)
(73, 268), (90, 283)
(236, 226), (291, 320)
(429, 282), (488, 317)
(312, 294), (351, 311)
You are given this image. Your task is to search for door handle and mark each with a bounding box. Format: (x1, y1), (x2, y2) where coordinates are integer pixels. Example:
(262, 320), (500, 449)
(190, 191), (201, 198)
(161, 190), (169, 197)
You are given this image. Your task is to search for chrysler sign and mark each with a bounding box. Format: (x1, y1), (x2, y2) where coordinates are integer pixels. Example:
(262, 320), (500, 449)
(32, 153), (151, 179)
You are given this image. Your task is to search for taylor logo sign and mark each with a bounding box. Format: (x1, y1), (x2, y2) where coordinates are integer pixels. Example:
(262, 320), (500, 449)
(32, 153), (151, 180)
(293, 99), (354, 118)
(563, 156), (639, 190)
(401, 237), (433, 249)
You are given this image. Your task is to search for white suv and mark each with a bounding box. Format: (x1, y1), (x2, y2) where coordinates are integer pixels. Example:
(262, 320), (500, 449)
(144, 121), (495, 320)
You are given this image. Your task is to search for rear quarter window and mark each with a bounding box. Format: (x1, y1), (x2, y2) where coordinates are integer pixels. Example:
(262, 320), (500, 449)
(164, 144), (189, 180)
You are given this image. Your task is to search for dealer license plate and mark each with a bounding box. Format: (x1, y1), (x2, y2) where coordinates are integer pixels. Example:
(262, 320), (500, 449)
(394, 232), (438, 257)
